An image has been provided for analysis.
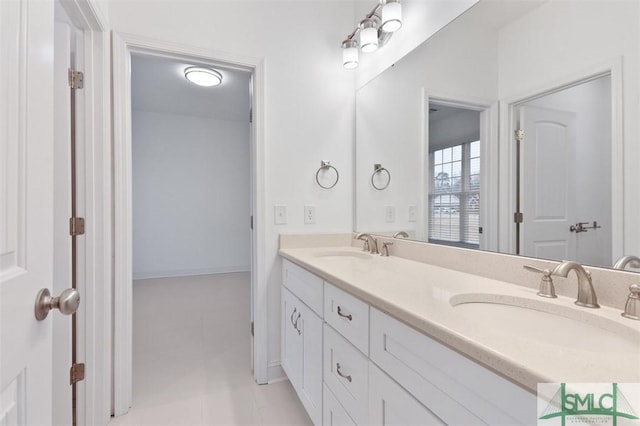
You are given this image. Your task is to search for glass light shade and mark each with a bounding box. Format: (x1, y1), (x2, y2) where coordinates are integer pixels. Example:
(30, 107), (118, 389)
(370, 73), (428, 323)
(381, 1), (402, 32)
(360, 19), (379, 53)
(184, 67), (222, 87)
(342, 40), (359, 69)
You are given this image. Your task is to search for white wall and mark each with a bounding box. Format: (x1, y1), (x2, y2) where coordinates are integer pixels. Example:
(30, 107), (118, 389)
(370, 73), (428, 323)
(526, 76), (612, 267)
(498, 0), (639, 260)
(106, 1), (356, 378)
(132, 110), (250, 279)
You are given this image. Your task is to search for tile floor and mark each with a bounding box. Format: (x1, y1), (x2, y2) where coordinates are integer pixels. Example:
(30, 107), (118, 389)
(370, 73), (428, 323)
(109, 273), (312, 426)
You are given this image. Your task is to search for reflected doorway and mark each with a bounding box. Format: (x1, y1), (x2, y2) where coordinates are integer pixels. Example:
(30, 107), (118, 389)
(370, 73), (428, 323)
(514, 74), (612, 267)
(427, 102), (484, 249)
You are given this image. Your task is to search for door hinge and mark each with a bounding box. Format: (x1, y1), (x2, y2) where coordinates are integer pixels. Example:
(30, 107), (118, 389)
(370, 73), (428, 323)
(478, 226), (483, 234)
(249, 108), (253, 124)
(514, 212), (524, 223)
(70, 363), (85, 385)
(69, 217), (85, 236)
(514, 129), (525, 142)
(68, 69), (84, 89)
(250, 215), (253, 230)
(251, 321), (254, 337)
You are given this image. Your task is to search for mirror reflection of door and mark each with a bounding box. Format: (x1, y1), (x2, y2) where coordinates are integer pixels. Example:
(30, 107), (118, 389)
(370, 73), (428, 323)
(516, 74), (612, 268)
(427, 102), (483, 249)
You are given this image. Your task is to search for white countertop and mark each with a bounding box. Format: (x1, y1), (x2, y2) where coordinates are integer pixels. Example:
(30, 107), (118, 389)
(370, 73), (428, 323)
(279, 246), (640, 393)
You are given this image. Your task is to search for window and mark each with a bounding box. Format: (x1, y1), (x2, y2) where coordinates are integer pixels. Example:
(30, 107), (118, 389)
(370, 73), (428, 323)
(429, 140), (480, 247)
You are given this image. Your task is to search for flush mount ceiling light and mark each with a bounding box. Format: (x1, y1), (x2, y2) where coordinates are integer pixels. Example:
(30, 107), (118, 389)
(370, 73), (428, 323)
(184, 66), (222, 87)
(339, 0), (402, 69)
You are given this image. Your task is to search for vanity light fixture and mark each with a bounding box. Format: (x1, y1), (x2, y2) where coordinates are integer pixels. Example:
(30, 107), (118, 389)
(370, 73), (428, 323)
(184, 66), (223, 87)
(360, 18), (379, 53)
(342, 39), (359, 69)
(381, 0), (402, 32)
(340, 0), (402, 69)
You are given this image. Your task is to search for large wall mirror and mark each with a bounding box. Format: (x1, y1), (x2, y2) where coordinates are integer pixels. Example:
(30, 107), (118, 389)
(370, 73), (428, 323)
(354, 0), (640, 272)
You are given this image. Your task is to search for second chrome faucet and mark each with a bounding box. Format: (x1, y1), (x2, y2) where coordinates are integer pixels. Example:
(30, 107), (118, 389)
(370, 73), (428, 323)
(524, 260), (599, 308)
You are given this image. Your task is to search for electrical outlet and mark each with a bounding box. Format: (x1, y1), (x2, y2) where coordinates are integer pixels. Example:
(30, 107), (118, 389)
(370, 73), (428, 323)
(274, 205), (287, 225)
(384, 205), (396, 223)
(304, 205), (316, 224)
(408, 205), (417, 222)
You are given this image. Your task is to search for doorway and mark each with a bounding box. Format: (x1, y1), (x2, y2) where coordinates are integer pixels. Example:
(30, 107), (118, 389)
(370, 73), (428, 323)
(129, 53), (253, 407)
(425, 98), (494, 251)
(513, 74), (613, 267)
(112, 35), (267, 416)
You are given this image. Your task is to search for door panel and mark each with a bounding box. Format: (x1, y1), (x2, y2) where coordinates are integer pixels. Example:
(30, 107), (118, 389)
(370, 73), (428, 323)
(519, 106), (576, 261)
(0, 0), (55, 424)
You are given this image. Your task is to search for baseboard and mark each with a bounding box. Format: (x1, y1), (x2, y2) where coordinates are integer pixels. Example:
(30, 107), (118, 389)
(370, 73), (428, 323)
(267, 362), (286, 384)
(132, 266), (250, 280)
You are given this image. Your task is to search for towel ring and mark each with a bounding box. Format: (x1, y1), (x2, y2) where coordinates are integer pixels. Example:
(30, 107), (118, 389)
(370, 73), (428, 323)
(316, 161), (339, 189)
(371, 164), (391, 190)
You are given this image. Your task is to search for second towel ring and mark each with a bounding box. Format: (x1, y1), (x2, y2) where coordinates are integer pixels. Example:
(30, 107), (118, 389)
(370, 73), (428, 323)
(371, 163), (391, 190)
(316, 161), (339, 189)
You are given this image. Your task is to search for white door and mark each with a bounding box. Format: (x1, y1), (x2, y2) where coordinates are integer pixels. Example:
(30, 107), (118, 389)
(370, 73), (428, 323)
(1, 1), (57, 424)
(518, 105), (577, 261)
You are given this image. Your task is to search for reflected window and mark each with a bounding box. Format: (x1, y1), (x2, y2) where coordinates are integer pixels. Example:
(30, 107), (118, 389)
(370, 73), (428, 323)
(429, 141), (480, 247)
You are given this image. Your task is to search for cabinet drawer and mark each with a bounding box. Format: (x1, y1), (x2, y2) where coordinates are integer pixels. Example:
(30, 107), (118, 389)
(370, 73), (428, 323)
(283, 259), (323, 316)
(324, 283), (369, 355)
(369, 362), (444, 425)
(323, 325), (369, 425)
(370, 308), (536, 425)
(323, 385), (357, 426)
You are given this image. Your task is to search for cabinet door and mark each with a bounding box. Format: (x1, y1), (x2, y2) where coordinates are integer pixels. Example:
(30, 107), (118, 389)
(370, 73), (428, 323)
(281, 287), (302, 389)
(323, 385), (356, 426)
(298, 302), (323, 425)
(369, 363), (445, 426)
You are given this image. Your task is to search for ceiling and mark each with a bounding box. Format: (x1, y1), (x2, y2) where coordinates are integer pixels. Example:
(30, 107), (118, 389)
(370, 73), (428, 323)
(131, 53), (252, 122)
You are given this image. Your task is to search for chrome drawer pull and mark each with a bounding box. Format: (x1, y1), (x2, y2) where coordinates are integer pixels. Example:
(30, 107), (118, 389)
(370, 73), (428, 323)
(337, 306), (352, 321)
(336, 363), (352, 382)
(290, 308), (298, 326)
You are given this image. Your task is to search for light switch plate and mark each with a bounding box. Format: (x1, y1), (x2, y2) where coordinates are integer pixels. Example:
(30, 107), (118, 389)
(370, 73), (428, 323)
(408, 205), (417, 222)
(384, 205), (396, 223)
(304, 205), (316, 224)
(274, 205), (287, 225)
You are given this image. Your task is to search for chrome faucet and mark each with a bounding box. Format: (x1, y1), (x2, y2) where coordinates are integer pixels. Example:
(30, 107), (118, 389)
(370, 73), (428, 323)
(613, 255), (640, 271)
(354, 233), (378, 254)
(393, 231), (409, 239)
(550, 261), (599, 308)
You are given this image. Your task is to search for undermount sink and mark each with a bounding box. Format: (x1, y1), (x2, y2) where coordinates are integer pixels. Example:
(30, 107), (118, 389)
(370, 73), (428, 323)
(450, 293), (640, 353)
(313, 250), (372, 260)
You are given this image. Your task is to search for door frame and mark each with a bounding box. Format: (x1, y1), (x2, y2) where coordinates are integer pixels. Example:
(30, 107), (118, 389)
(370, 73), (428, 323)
(499, 58), (624, 261)
(54, 1), (112, 425)
(111, 33), (267, 415)
(422, 91), (498, 251)
(48, 0), (112, 424)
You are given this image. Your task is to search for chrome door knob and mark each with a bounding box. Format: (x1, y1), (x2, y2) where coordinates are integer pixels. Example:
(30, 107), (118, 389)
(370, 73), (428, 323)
(34, 288), (80, 321)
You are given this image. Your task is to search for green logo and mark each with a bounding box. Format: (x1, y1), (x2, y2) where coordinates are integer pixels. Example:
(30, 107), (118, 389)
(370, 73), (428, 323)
(539, 383), (639, 426)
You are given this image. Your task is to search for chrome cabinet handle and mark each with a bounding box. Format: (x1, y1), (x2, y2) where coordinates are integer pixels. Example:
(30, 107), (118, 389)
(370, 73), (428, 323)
(290, 308), (297, 326)
(337, 306), (352, 321)
(336, 363), (352, 382)
(35, 288), (80, 321)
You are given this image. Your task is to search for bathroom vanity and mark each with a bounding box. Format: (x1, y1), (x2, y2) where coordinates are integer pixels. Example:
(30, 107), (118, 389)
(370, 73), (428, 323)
(279, 234), (640, 425)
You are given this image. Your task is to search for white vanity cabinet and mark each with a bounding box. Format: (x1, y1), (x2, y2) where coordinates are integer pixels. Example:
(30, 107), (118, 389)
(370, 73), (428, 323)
(280, 258), (536, 426)
(281, 260), (324, 426)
